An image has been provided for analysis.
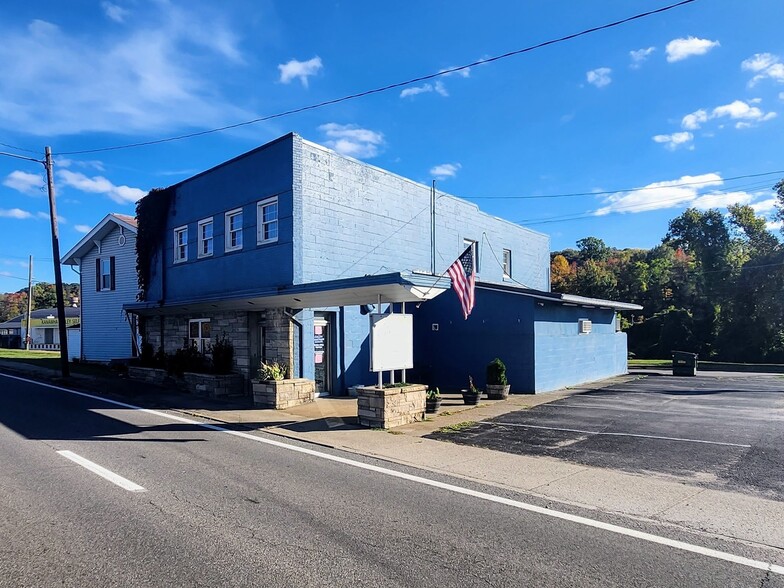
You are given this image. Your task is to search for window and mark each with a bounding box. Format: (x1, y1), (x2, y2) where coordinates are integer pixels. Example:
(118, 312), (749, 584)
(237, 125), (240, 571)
(463, 238), (479, 272)
(189, 319), (211, 353)
(225, 209), (243, 251)
(95, 256), (115, 291)
(502, 249), (512, 278)
(198, 218), (213, 258)
(174, 226), (188, 263)
(257, 197), (279, 244)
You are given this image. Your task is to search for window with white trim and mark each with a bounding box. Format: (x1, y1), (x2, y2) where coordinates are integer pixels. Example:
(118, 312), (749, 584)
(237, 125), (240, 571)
(189, 319), (211, 353)
(96, 257), (115, 291)
(198, 218), (213, 258)
(225, 209), (243, 251)
(174, 226), (188, 263)
(256, 197), (279, 244)
(502, 249), (512, 278)
(463, 238), (479, 272)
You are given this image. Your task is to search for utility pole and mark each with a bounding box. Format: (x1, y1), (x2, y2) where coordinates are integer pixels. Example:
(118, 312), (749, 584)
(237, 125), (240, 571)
(431, 180), (436, 275)
(25, 255), (33, 351)
(44, 147), (69, 378)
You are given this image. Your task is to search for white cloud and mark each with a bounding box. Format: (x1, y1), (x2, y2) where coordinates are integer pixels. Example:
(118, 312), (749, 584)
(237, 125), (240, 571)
(319, 123), (385, 159)
(692, 190), (753, 209)
(429, 163), (461, 180)
(666, 36), (720, 62)
(766, 220), (783, 232)
(679, 100), (776, 132)
(652, 132), (694, 150)
(58, 170), (146, 204)
(101, 1), (129, 23)
(278, 57), (322, 88)
(400, 84), (433, 98)
(586, 67), (612, 88)
(55, 158), (105, 172)
(681, 109), (708, 130)
(438, 67), (471, 78)
(742, 53), (784, 86)
(630, 47), (655, 68)
(0, 8), (249, 136)
(74, 224), (92, 233)
(3, 170), (44, 195)
(0, 208), (34, 219)
(593, 173), (723, 216)
(750, 197), (778, 214)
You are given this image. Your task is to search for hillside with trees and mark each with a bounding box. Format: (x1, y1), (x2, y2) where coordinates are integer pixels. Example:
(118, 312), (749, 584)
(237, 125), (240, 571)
(0, 282), (80, 323)
(551, 181), (784, 362)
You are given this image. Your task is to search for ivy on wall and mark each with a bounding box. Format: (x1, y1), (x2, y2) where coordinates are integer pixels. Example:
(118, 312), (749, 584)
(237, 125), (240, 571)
(135, 187), (174, 302)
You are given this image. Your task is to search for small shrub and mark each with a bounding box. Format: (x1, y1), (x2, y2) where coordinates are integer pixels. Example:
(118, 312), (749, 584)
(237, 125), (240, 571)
(209, 333), (234, 375)
(426, 387), (441, 400)
(259, 360), (288, 381)
(168, 344), (210, 377)
(468, 375), (479, 395)
(486, 358), (508, 386)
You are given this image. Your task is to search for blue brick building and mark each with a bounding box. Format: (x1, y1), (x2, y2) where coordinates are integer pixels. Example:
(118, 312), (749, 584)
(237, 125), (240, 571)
(126, 133), (639, 394)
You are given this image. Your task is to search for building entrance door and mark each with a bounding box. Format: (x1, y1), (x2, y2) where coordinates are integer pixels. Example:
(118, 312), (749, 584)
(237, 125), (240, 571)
(313, 314), (332, 396)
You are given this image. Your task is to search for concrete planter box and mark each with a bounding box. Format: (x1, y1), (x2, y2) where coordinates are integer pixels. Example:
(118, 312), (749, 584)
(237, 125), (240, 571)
(356, 384), (427, 429)
(252, 378), (315, 409)
(182, 372), (245, 398)
(128, 366), (169, 386)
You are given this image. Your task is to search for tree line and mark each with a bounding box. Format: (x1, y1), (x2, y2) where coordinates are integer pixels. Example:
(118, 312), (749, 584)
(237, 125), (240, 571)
(551, 180), (784, 362)
(0, 282), (80, 323)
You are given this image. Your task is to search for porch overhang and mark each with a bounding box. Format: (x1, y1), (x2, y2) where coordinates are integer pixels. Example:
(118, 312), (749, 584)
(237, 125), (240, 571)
(123, 272), (449, 316)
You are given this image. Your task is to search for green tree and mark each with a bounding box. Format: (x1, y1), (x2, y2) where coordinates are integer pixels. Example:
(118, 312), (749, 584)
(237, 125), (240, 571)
(574, 259), (617, 299)
(576, 237), (611, 263)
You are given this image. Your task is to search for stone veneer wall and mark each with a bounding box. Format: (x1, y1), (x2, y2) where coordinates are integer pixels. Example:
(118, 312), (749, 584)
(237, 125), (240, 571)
(261, 308), (295, 373)
(356, 384), (427, 429)
(252, 378), (315, 409)
(182, 372), (244, 398)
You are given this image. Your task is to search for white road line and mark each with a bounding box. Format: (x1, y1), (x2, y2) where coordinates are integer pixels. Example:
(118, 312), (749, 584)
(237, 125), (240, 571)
(56, 450), (146, 492)
(2, 372), (781, 576)
(479, 421), (752, 448)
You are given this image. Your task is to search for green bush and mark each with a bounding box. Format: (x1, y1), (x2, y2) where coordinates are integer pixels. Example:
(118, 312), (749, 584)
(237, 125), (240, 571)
(258, 360), (288, 381)
(167, 345), (210, 377)
(209, 333), (234, 375)
(426, 387), (441, 400)
(486, 358), (508, 386)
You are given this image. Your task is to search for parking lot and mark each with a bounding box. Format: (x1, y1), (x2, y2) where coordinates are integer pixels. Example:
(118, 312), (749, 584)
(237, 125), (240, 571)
(428, 372), (784, 500)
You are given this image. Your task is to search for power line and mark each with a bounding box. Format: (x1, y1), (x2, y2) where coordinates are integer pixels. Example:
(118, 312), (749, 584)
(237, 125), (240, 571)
(0, 142), (39, 155)
(466, 170), (784, 201)
(55, 0), (697, 157)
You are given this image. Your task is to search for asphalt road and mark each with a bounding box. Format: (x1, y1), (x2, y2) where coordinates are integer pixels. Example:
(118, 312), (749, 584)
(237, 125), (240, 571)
(429, 373), (784, 500)
(1, 372), (782, 587)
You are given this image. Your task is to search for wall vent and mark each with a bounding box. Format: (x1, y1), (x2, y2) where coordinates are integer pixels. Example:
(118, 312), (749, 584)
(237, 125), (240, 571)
(578, 319), (592, 334)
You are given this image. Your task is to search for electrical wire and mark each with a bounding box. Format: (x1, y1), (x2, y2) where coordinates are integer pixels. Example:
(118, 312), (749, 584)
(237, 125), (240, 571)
(54, 0), (697, 156)
(466, 170), (784, 200)
(0, 142), (39, 155)
(481, 232), (531, 288)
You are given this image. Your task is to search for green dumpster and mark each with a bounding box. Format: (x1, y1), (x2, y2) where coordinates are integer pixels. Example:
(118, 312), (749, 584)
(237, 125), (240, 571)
(672, 351), (698, 376)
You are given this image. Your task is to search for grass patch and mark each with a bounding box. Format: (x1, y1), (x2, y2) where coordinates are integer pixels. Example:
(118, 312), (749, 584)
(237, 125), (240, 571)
(0, 349), (115, 377)
(386, 430), (404, 435)
(436, 420), (476, 434)
(628, 359), (671, 368)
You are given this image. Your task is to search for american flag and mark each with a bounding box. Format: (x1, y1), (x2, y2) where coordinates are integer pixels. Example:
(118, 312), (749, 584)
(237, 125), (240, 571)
(447, 244), (476, 320)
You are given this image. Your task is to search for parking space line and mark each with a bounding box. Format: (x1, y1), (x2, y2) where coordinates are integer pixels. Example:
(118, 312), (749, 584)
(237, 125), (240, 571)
(479, 422), (752, 448)
(57, 450), (147, 492)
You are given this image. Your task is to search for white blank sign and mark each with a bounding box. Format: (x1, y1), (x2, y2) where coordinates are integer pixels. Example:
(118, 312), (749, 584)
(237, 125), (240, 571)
(370, 313), (413, 372)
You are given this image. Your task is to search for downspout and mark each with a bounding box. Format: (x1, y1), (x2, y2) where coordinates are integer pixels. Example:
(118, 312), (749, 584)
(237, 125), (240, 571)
(69, 262), (83, 361)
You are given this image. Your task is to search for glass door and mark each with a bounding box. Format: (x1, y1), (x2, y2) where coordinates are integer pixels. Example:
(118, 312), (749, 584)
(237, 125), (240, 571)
(313, 315), (332, 396)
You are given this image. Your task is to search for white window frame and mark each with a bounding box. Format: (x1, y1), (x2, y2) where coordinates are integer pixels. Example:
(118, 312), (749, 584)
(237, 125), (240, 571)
(256, 196), (279, 245)
(225, 208), (243, 252)
(188, 318), (211, 353)
(174, 226), (188, 263)
(502, 248), (512, 279)
(463, 238), (479, 272)
(198, 217), (213, 258)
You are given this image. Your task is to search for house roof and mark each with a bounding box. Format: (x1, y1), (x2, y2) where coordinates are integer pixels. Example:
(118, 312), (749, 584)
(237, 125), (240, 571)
(61, 213), (138, 266)
(0, 306), (81, 328)
(123, 272), (450, 315)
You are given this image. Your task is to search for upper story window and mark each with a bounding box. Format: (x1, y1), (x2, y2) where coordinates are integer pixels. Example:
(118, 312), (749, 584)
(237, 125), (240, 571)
(225, 208), (243, 252)
(257, 197), (279, 245)
(503, 249), (512, 278)
(174, 226), (188, 263)
(463, 238), (479, 272)
(95, 257), (115, 291)
(198, 218), (213, 258)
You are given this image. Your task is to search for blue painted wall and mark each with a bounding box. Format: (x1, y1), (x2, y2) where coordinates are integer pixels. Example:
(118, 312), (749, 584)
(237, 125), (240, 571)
(533, 304), (628, 392)
(412, 288), (536, 393)
(147, 134), (296, 304)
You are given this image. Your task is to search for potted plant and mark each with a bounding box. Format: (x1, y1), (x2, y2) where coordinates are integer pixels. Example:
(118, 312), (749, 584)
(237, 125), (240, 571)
(425, 387), (442, 413)
(486, 358), (511, 399)
(461, 376), (482, 405)
(258, 360), (288, 381)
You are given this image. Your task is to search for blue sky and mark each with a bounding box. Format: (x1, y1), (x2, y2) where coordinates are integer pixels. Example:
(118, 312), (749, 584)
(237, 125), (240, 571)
(1, 0), (783, 293)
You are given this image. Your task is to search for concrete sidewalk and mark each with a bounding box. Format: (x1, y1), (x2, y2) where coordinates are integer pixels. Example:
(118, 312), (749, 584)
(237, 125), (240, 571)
(2, 359), (782, 555)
